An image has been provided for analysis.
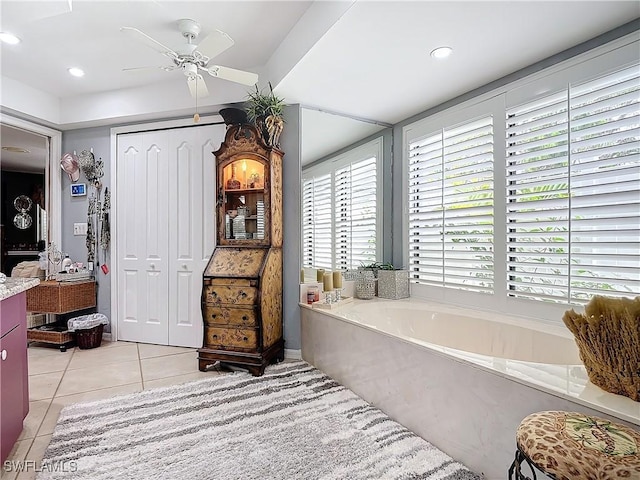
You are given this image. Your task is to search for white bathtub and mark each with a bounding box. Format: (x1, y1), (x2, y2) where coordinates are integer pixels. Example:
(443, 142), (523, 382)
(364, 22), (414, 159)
(300, 297), (640, 480)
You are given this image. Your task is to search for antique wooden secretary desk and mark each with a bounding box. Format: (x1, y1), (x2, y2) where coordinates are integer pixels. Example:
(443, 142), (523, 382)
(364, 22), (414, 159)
(197, 123), (284, 376)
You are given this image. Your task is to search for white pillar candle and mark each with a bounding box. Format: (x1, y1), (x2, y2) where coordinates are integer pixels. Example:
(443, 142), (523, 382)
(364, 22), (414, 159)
(323, 273), (333, 292)
(333, 271), (343, 289)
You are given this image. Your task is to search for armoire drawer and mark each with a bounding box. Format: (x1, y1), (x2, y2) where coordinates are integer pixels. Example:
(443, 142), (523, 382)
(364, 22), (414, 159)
(207, 278), (257, 287)
(203, 285), (257, 305)
(203, 306), (257, 327)
(205, 326), (257, 351)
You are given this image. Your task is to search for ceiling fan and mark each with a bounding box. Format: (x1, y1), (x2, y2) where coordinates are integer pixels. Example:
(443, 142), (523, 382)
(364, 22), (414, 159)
(121, 19), (258, 98)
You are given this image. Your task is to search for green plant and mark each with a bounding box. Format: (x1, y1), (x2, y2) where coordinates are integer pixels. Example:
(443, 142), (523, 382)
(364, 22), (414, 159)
(359, 261), (395, 270)
(245, 83), (285, 123)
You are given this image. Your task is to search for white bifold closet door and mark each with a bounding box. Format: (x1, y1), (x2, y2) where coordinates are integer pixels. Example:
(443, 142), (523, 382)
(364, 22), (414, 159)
(116, 124), (222, 347)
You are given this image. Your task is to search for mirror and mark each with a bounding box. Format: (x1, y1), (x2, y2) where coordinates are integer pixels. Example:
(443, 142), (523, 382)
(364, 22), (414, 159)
(300, 106), (388, 277)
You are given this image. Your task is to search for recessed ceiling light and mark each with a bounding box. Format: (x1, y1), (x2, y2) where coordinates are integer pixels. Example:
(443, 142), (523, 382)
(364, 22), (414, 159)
(430, 46), (453, 59)
(68, 67), (85, 77)
(0, 32), (21, 45)
(2, 146), (31, 153)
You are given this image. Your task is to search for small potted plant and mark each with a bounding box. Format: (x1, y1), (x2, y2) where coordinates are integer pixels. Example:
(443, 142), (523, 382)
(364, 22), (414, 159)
(363, 262), (409, 299)
(246, 82), (285, 147)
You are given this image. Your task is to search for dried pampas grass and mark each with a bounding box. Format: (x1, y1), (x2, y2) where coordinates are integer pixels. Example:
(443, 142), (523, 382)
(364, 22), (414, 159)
(563, 296), (640, 401)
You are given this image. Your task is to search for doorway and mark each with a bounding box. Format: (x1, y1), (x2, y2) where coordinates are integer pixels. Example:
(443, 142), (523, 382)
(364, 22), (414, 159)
(0, 116), (62, 276)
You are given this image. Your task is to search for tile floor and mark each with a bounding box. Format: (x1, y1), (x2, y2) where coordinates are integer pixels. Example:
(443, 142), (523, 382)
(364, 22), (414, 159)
(2, 341), (229, 480)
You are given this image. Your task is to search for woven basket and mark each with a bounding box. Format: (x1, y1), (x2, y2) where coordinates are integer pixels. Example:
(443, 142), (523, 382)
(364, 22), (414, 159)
(75, 324), (104, 349)
(27, 324), (74, 344)
(26, 280), (96, 314)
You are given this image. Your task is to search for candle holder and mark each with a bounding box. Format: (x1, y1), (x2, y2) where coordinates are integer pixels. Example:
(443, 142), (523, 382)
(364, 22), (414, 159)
(334, 288), (342, 302)
(324, 290), (334, 305)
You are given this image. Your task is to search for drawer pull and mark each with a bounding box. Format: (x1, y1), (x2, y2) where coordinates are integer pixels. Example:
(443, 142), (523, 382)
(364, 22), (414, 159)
(211, 314), (217, 319)
(243, 337), (248, 341)
(242, 315), (248, 321)
(212, 335), (218, 339)
(1, 349), (6, 361)
(240, 291), (247, 298)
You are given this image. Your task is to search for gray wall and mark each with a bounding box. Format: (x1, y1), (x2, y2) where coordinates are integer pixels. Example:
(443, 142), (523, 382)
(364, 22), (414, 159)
(61, 127), (112, 328)
(280, 104), (302, 350)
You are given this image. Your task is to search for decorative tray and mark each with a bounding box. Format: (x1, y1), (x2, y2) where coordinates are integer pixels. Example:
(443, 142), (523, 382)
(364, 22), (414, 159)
(311, 296), (354, 310)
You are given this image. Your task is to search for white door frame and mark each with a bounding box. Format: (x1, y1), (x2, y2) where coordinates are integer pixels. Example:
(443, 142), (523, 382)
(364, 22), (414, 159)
(109, 115), (223, 342)
(0, 114), (62, 265)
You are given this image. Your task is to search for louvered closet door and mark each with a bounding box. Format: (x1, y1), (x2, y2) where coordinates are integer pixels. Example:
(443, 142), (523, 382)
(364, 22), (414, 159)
(116, 131), (170, 344)
(167, 126), (219, 347)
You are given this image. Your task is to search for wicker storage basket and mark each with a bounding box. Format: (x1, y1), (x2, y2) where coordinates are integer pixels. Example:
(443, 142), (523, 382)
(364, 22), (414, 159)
(27, 324), (73, 345)
(75, 324), (104, 349)
(26, 280), (96, 314)
(563, 295), (640, 401)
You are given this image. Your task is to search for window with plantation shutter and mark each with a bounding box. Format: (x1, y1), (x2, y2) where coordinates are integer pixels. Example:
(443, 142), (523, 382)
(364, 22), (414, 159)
(408, 116), (494, 293)
(302, 138), (382, 270)
(301, 174), (333, 269)
(335, 156), (378, 270)
(506, 64), (640, 303)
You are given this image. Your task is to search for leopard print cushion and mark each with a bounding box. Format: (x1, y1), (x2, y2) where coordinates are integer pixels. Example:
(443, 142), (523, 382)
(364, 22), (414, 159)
(516, 411), (640, 480)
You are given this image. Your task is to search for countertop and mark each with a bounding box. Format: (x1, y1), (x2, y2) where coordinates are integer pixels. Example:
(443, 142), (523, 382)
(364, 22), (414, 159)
(0, 277), (41, 301)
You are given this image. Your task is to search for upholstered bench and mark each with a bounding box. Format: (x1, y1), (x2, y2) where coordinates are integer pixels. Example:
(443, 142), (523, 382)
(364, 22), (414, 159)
(509, 411), (640, 480)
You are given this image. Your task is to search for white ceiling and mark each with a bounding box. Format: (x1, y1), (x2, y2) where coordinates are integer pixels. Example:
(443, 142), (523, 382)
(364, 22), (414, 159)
(0, 0), (638, 166)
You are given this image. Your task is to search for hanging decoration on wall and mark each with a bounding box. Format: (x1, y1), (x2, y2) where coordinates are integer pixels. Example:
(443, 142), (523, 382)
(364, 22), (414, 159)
(81, 148), (109, 274)
(12, 195), (33, 229)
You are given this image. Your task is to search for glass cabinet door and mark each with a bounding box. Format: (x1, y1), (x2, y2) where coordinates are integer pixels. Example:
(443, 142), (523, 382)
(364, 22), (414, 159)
(221, 159), (266, 241)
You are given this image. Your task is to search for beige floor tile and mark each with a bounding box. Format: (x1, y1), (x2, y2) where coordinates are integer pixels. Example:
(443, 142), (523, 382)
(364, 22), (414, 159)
(66, 342), (139, 370)
(55, 360), (142, 397)
(27, 352), (72, 376)
(28, 371), (63, 401)
(27, 345), (73, 359)
(140, 351), (201, 381)
(14, 435), (52, 480)
(17, 400), (51, 441)
(1, 438), (32, 480)
(137, 343), (197, 359)
(38, 383), (143, 437)
(143, 370), (224, 390)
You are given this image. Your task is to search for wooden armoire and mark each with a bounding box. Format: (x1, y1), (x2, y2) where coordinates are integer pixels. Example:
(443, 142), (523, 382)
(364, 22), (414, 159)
(197, 124), (284, 376)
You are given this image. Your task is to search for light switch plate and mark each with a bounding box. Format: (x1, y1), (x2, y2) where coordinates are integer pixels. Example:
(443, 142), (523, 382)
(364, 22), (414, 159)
(73, 222), (88, 235)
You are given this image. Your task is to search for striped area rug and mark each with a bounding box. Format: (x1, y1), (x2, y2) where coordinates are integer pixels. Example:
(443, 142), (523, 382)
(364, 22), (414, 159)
(39, 361), (481, 480)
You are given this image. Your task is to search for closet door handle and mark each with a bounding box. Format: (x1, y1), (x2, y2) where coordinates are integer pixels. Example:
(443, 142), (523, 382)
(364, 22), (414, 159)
(182, 264), (188, 269)
(1, 350), (6, 361)
(150, 263), (156, 270)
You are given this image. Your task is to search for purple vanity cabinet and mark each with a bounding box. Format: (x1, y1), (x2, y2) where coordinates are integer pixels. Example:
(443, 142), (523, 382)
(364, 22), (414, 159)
(0, 291), (29, 463)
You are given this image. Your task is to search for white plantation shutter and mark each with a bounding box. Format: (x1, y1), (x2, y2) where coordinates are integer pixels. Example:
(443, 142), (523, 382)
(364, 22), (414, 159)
(301, 174), (333, 269)
(506, 91), (570, 302)
(335, 156), (378, 270)
(409, 116), (494, 292)
(302, 138), (382, 270)
(506, 65), (640, 303)
(568, 65), (640, 301)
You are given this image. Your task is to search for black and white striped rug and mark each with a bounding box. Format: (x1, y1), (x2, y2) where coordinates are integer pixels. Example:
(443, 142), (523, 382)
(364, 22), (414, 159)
(39, 361), (481, 480)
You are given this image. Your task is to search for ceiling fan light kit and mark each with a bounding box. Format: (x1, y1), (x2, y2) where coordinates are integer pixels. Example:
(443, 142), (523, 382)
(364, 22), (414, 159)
(121, 18), (259, 101)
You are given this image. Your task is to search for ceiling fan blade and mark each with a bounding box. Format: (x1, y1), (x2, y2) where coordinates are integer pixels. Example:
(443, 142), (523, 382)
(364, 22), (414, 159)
(204, 65), (258, 86)
(196, 29), (234, 61)
(187, 74), (210, 98)
(122, 65), (178, 73)
(120, 26), (178, 60)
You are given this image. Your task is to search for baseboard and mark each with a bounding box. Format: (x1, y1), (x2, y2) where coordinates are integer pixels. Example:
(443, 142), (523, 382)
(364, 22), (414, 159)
(102, 332), (113, 342)
(285, 348), (301, 359)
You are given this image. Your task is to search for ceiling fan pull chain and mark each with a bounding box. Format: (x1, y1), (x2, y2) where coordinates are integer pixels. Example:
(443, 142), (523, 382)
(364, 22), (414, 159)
(194, 74), (200, 123)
